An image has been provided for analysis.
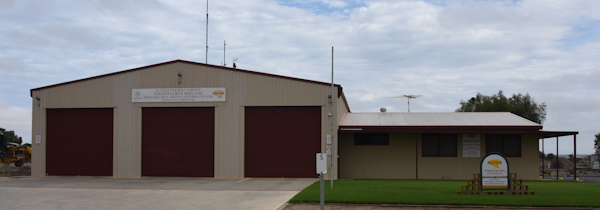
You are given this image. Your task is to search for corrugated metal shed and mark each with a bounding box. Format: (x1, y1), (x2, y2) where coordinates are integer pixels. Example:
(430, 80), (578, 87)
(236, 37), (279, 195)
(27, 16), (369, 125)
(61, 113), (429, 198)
(30, 60), (348, 178)
(340, 112), (540, 127)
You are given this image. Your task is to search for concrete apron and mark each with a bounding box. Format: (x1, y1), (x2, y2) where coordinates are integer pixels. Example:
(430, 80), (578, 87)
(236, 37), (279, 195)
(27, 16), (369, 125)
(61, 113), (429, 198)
(0, 177), (317, 210)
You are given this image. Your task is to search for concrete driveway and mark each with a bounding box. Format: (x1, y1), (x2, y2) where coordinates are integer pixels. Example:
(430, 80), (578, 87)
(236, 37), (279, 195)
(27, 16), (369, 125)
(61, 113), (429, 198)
(0, 176), (317, 210)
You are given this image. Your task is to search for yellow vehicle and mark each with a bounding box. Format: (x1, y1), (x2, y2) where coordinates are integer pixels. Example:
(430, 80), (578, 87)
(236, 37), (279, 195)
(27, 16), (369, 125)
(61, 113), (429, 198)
(0, 131), (32, 167)
(1, 143), (32, 167)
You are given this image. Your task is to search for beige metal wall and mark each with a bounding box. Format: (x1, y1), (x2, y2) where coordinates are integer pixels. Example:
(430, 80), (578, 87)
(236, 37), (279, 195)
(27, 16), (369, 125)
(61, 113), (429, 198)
(31, 62), (340, 178)
(339, 133), (540, 180)
(339, 133), (417, 179)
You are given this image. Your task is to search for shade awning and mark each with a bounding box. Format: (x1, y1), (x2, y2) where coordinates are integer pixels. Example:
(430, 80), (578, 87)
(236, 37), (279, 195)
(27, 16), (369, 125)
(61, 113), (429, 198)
(538, 131), (579, 139)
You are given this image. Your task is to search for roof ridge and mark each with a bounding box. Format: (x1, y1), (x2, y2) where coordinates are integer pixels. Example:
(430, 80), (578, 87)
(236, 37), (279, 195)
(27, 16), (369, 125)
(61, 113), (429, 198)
(30, 59), (342, 96)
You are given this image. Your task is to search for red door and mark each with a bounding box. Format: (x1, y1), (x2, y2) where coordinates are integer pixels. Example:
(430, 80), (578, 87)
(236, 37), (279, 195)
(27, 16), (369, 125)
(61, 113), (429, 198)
(245, 107), (321, 178)
(142, 107), (214, 177)
(46, 108), (113, 176)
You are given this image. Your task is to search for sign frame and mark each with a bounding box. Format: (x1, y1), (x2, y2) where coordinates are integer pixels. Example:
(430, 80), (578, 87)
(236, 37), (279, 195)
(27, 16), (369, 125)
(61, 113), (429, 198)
(316, 153), (327, 174)
(480, 152), (510, 191)
(132, 88), (226, 103)
(462, 134), (480, 157)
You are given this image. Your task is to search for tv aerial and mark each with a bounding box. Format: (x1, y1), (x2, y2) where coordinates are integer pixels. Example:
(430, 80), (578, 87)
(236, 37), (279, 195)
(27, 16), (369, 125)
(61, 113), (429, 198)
(390, 95), (422, 112)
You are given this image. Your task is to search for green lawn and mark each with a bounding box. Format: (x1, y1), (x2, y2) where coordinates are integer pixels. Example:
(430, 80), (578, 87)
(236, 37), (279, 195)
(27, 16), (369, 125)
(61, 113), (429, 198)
(290, 179), (600, 207)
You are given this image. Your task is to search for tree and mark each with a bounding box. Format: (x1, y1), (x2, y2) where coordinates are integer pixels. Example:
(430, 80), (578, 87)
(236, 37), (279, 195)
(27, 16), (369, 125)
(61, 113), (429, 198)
(456, 90), (547, 124)
(1, 130), (22, 145)
(594, 132), (600, 156)
(546, 153), (555, 161)
(551, 159), (562, 169)
(539, 151), (545, 159)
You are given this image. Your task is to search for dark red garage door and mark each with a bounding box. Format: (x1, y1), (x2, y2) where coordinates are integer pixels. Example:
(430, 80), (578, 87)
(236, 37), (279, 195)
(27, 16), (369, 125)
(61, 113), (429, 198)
(245, 106), (321, 178)
(142, 107), (214, 177)
(46, 108), (113, 176)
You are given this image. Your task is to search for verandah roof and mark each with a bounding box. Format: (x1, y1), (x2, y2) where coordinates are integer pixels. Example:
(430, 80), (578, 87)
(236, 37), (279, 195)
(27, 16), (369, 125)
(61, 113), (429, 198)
(338, 112), (577, 137)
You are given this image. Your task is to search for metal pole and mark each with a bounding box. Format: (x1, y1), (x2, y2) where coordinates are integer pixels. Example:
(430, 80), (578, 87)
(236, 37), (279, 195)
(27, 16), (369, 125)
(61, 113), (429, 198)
(320, 173), (325, 210)
(574, 135), (577, 181)
(542, 138), (544, 179)
(556, 137), (559, 180)
(330, 46), (334, 190)
(205, 0), (208, 64)
(415, 134), (418, 179)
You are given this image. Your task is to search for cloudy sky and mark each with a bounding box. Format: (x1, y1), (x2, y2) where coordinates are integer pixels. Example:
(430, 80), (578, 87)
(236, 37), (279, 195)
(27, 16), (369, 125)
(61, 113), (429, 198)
(1, 0), (599, 155)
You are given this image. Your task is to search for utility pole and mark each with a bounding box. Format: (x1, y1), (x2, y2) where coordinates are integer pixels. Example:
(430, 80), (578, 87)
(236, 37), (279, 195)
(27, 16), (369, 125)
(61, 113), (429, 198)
(330, 46), (335, 190)
(205, 0), (209, 64)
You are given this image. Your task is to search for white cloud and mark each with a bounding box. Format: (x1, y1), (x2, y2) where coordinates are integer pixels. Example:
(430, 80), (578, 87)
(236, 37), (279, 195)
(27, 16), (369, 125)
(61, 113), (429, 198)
(0, 0), (599, 153)
(0, 55), (28, 73)
(0, 100), (31, 143)
(320, 0), (348, 8)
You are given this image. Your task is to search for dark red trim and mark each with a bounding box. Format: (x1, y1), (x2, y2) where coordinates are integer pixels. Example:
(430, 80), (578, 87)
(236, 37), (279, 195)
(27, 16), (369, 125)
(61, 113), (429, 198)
(341, 125), (542, 130)
(30, 59), (343, 96)
(339, 125), (542, 134)
(340, 126), (577, 139)
(574, 134), (577, 180)
(538, 131), (579, 138)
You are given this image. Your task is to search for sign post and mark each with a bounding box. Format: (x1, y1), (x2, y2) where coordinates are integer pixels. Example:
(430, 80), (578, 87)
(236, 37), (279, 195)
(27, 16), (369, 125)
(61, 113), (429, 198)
(481, 153), (510, 191)
(317, 153), (327, 210)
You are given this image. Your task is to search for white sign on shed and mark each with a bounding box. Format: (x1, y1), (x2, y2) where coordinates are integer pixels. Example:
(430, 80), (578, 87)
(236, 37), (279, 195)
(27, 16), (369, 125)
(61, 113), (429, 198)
(462, 134), (480, 157)
(132, 88), (226, 103)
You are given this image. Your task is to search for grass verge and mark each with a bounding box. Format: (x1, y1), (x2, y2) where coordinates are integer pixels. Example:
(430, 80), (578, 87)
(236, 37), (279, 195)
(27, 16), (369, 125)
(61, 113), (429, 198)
(290, 179), (600, 207)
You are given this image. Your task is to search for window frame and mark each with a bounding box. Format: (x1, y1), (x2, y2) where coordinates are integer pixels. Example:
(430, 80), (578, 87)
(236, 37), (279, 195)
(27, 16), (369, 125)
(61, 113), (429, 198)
(421, 134), (458, 157)
(485, 134), (522, 157)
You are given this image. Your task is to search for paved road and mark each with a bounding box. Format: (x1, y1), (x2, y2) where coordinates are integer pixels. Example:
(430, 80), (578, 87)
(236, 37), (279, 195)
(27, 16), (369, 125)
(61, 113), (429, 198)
(0, 177), (317, 210)
(540, 176), (600, 183)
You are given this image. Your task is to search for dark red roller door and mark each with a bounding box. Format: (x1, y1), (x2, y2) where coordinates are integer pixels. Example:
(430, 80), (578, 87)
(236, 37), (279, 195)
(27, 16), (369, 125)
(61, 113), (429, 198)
(142, 107), (214, 177)
(46, 108), (113, 176)
(245, 107), (321, 178)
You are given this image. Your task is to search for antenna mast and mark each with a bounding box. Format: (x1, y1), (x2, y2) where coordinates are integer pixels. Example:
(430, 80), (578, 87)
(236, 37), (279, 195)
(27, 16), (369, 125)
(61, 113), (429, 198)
(223, 40), (226, 66)
(205, 0), (208, 64)
(390, 95), (422, 112)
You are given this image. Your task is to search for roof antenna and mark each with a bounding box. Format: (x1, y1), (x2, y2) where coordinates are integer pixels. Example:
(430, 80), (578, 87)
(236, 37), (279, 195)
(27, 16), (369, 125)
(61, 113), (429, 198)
(223, 40), (226, 67)
(233, 58), (238, 68)
(390, 95), (422, 112)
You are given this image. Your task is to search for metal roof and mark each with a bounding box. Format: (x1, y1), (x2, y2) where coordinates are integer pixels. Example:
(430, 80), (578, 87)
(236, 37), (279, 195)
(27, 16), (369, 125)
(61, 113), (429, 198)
(30, 59), (343, 96)
(340, 112), (540, 127)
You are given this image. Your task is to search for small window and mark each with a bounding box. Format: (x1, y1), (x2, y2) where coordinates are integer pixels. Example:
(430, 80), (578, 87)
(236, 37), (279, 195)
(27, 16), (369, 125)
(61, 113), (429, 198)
(486, 134), (521, 157)
(354, 133), (389, 145)
(422, 134), (457, 157)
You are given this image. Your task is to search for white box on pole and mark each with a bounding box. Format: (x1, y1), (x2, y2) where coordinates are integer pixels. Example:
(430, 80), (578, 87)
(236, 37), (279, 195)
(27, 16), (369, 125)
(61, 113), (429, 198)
(316, 153), (327, 174)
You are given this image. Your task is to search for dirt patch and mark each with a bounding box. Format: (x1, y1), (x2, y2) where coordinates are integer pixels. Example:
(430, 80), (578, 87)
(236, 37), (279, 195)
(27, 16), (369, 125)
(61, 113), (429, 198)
(283, 203), (599, 210)
(0, 164), (31, 177)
